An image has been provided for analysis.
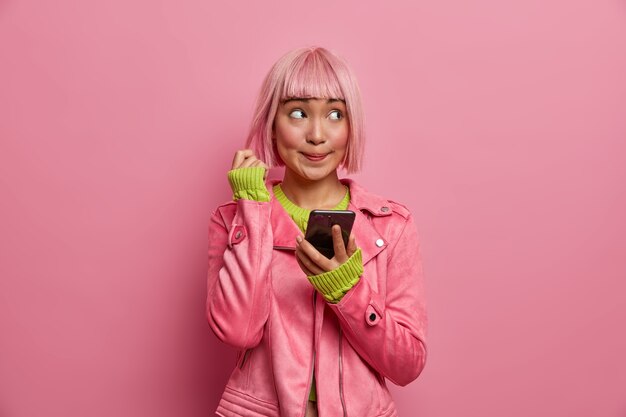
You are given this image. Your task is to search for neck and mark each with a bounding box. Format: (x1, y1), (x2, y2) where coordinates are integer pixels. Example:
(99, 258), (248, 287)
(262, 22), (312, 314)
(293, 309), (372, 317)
(280, 169), (346, 210)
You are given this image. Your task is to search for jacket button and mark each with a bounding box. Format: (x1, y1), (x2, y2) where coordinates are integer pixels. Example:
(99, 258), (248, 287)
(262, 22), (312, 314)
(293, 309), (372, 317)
(380, 206), (389, 212)
(375, 238), (384, 247)
(235, 231), (243, 239)
(369, 313), (377, 321)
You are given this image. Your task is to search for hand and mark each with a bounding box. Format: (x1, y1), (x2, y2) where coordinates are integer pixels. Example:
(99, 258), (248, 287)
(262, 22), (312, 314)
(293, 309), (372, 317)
(231, 149), (269, 180)
(295, 224), (357, 276)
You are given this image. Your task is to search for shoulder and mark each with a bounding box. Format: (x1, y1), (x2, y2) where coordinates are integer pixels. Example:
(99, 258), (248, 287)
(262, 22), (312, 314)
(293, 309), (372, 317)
(343, 178), (412, 220)
(385, 199), (412, 220)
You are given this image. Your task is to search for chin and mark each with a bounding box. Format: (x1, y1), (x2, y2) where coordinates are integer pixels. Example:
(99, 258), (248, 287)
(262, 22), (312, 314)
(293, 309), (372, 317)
(299, 167), (338, 182)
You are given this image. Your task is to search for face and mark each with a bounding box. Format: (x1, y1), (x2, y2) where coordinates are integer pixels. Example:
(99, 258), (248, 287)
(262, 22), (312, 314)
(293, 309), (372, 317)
(272, 97), (349, 183)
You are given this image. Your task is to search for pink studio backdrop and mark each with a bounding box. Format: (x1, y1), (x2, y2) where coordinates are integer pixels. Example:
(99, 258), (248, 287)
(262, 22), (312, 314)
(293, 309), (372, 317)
(1, 0), (625, 416)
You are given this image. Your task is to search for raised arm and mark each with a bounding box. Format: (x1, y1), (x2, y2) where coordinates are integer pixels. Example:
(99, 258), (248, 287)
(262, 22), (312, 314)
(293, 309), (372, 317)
(206, 157), (273, 350)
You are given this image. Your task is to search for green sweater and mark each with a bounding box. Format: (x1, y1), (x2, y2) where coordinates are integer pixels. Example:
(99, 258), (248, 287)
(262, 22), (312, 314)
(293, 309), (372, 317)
(227, 167), (364, 402)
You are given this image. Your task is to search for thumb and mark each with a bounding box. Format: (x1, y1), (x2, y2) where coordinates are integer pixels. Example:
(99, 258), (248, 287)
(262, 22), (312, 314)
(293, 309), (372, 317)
(346, 234), (357, 257)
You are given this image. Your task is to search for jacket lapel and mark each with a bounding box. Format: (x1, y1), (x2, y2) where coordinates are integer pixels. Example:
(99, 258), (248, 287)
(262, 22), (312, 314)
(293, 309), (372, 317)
(343, 179), (390, 265)
(349, 205), (387, 265)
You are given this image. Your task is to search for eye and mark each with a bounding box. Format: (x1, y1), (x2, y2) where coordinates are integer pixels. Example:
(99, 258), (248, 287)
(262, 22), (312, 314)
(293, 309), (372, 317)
(289, 109), (306, 119)
(329, 110), (343, 120)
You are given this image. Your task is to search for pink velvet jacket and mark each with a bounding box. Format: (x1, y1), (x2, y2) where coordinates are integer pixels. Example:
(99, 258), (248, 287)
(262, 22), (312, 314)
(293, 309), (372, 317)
(206, 178), (428, 417)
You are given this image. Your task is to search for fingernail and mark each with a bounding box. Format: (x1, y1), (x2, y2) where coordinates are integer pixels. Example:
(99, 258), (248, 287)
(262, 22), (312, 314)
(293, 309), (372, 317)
(296, 236), (302, 243)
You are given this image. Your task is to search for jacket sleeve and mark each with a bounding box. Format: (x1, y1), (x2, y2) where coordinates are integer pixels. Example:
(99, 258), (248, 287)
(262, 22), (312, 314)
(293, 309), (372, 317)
(327, 213), (428, 386)
(206, 199), (273, 350)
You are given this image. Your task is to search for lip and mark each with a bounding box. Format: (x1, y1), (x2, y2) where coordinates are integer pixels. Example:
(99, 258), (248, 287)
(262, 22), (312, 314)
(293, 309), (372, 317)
(301, 152), (330, 161)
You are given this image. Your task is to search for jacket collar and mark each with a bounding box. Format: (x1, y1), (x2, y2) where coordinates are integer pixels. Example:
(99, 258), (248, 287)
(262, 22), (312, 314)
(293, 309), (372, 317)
(268, 178), (391, 265)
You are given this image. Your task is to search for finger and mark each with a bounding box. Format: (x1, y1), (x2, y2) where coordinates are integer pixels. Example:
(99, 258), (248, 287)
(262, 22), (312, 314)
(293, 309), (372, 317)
(239, 155), (259, 168)
(295, 244), (325, 275)
(346, 234), (357, 257)
(331, 224), (348, 261)
(296, 243), (326, 275)
(252, 160), (268, 170)
(231, 149), (254, 169)
(297, 237), (331, 273)
(295, 254), (316, 276)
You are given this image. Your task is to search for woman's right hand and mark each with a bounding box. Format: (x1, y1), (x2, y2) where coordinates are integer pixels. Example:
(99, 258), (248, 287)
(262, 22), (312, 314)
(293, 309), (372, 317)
(232, 149), (268, 179)
(228, 149), (270, 202)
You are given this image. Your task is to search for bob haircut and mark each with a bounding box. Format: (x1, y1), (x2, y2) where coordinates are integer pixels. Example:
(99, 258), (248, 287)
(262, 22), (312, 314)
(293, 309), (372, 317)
(245, 46), (365, 174)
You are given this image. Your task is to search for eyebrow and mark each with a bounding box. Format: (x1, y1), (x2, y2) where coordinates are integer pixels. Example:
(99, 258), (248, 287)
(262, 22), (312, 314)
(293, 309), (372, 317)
(281, 98), (345, 104)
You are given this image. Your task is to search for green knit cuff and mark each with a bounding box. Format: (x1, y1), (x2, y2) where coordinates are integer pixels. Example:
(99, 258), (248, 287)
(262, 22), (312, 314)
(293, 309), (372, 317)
(227, 167), (270, 202)
(307, 248), (363, 303)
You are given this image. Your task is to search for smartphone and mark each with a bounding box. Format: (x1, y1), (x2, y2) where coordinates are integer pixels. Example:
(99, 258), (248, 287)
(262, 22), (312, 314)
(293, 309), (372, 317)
(304, 210), (356, 259)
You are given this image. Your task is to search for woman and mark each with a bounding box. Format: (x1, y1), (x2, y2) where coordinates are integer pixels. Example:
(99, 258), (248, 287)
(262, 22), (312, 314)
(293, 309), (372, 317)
(206, 46), (428, 417)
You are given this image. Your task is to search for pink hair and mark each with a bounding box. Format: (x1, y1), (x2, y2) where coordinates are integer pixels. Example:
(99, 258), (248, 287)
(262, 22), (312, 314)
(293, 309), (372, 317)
(245, 46), (365, 173)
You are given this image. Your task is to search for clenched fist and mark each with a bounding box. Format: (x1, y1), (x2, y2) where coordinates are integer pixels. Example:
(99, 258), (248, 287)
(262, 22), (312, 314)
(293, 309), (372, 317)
(232, 149), (269, 179)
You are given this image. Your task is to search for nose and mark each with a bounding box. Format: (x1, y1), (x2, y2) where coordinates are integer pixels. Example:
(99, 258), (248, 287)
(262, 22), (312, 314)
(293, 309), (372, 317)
(306, 118), (326, 145)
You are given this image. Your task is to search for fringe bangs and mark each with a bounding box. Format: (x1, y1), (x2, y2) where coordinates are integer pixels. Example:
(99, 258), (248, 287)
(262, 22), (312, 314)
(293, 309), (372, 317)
(280, 51), (345, 101)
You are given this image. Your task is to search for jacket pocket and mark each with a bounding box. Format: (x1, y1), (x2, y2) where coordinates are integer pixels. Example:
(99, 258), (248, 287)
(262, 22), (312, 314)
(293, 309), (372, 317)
(217, 385), (280, 417)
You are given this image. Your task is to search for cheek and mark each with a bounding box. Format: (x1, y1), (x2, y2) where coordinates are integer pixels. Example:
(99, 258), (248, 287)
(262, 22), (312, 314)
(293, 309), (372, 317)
(275, 142), (288, 162)
(274, 131), (297, 163)
(274, 124), (301, 149)
(333, 125), (349, 150)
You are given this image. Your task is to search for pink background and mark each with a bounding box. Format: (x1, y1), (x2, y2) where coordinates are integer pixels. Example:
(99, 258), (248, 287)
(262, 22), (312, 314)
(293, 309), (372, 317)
(1, 0), (625, 416)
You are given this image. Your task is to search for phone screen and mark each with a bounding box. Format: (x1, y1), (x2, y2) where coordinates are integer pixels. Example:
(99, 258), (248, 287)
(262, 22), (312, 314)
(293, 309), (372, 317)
(304, 210), (355, 259)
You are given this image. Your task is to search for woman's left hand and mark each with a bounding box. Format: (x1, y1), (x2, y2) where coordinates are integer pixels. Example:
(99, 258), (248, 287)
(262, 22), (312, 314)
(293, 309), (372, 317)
(295, 225), (357, 275)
